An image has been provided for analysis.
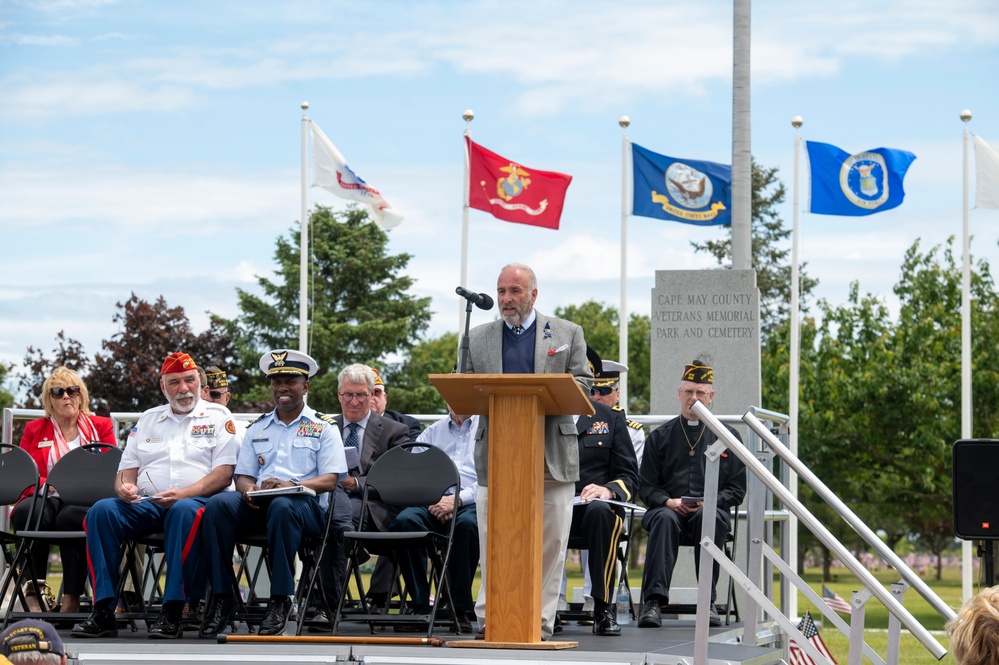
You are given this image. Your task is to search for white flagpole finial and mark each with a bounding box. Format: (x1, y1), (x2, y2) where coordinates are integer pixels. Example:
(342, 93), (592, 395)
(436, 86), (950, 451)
(463, 109), (474, 123)
(619, 115), (630, 129)
(792, 116), (803, 129)
(301, 101), (309, 111)
(960, 109), (972, 123)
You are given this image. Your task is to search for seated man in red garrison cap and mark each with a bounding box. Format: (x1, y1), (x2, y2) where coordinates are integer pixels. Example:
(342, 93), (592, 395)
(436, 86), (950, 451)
(72, 352), (240, 640)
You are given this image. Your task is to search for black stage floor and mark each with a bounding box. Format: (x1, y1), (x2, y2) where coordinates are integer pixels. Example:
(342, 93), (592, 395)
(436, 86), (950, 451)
(57, 616), (784, 665)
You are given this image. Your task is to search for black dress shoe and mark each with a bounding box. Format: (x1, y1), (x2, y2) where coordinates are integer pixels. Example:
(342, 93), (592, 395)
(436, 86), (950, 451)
(593, 605), (621, 636)
(306, 609), (333, 634)
(199, 595), (236, 638)
(258, 596), (293, 636)
(72, 608), (119, 638)
(455, 612), (474, 634)
(638, 600), (662, 628)
(148, 607), (183, 639)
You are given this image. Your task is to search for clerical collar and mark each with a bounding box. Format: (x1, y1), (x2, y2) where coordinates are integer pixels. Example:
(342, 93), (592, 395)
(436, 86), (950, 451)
(686, 419), (700, 427)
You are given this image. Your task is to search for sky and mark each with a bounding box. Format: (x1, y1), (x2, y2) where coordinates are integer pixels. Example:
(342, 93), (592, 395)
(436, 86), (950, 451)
(2, 0), (998, 390)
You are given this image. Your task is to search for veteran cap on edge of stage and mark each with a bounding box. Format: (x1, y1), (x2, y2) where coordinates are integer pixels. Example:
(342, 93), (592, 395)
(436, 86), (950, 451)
(259, 349), (319, 377)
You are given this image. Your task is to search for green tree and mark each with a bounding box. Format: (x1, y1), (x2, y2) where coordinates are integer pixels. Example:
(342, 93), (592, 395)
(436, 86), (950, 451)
(693, 159), (818, 339)
(762, 237), (999, 578)
(554, 301), (652, 414)
(226, 205), (432, 409)
(381, 332), (461, 415)
(0, 362), (15, 409)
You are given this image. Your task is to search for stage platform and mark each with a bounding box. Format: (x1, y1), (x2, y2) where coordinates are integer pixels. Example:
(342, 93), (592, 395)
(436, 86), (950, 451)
(59, 616), (784, 665)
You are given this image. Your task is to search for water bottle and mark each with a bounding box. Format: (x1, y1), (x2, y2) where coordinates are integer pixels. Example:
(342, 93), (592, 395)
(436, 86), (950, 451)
(616, 578), (632, 626)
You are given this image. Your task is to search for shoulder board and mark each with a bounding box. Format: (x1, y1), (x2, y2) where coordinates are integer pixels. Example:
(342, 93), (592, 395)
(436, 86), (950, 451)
(247, 413), (266, 426)
(315, 411), (339, 426)
(627, 419), (643, 430)
(611, 405), (625, 412)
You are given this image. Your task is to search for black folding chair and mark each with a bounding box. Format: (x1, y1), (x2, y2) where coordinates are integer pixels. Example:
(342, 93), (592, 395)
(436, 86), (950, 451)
(332, 443), (461, 637)
(2, 443), (122, 628)
(0, 444), (42, 617)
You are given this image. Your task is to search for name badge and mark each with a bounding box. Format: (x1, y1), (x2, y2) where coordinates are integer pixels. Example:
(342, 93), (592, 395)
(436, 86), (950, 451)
(37, 440), (53, 449)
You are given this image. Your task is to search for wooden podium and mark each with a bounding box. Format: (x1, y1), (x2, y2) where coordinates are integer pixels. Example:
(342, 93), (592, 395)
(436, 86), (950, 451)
(428, 373), (594, 649)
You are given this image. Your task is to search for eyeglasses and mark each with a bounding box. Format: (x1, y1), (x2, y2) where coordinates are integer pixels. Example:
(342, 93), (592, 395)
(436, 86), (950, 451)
(209, 390), (227, 399)
(680, 389), (712, 399)
(591, 386), (617, 396)
(371, 389), (385, 397)
(50, 386), (82, 398)
(339, 392), (371, 403)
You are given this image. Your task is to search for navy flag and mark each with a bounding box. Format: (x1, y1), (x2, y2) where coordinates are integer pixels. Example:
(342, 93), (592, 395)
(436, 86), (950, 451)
(806, 141), (916, 216)
(632, 143), (731, 226)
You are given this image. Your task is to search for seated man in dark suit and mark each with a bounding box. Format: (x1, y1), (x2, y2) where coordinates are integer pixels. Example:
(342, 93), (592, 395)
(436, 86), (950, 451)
(315, 363), (411, 621)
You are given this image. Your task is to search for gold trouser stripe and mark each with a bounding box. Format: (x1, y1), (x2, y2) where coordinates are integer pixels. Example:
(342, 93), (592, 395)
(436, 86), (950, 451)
(599, 513), (624, 601)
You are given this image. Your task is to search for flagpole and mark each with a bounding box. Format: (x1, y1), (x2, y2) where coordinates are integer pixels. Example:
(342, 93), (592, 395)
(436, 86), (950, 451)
(459, 109), (474, 334)
(299, 101), (310, 353)
(960, 108), (973, 601)
(619, 115), (631, 407)
(789, 115), (803, 621)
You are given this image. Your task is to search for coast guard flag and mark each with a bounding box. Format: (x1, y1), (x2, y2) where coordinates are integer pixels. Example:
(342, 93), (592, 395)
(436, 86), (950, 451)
(311, 122), (403, 230)
(806, 141), (916, 216)
(632, 143), (731, 226)
(466, 137), (572, 230)
(974, 135), (999, 209)
(788, 611), (837, 665)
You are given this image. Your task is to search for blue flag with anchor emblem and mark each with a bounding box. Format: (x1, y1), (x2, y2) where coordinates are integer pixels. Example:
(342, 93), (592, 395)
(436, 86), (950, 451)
(632, 143), (731, 226)
(806, 141), (916, 216)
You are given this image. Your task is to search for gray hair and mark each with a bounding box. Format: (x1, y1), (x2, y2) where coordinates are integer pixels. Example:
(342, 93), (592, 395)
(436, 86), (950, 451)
(500, 263), (537, 292)
(338, 364), (375, 390)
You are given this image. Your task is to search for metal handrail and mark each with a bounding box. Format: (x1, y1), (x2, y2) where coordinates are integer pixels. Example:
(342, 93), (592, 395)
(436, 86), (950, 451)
(692, 401), (948, 660)
(743, 411), (956, 622)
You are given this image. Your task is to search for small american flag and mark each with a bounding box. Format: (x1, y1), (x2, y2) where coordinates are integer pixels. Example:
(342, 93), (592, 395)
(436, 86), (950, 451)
(822, 585), (852, 615)
(789, 611), (838, 665)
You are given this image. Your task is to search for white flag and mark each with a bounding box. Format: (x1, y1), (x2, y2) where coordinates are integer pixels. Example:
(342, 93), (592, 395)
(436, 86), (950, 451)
(974, 134), (999, 209)
(310, 122), (403, 229)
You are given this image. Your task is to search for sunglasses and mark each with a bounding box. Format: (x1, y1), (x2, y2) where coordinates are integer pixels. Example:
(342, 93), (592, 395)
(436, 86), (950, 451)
(591, 386), (617, 396)
(50, 386), (82, 398)
(209, 390), (227, 399)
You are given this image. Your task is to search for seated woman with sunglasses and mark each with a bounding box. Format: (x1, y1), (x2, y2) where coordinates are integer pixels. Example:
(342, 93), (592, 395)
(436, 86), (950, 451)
(11, 366), (117, 613)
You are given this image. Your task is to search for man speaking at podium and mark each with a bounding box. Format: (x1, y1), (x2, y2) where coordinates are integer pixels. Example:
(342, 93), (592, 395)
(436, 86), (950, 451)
(466, 262), (591, 640)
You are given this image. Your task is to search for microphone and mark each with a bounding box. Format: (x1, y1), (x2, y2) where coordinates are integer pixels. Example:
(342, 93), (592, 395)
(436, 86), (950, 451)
(455, 286), (494, 310)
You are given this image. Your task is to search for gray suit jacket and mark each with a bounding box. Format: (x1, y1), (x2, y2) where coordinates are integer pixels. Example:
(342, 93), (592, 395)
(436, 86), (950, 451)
(467, 310), (592, 485)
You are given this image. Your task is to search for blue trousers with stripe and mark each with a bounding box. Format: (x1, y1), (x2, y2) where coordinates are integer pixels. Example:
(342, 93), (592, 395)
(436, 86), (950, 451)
(84, 496), (209, 605)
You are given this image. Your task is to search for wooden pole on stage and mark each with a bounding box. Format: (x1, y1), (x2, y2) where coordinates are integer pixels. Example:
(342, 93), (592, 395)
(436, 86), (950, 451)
(219, 634), (446, 646)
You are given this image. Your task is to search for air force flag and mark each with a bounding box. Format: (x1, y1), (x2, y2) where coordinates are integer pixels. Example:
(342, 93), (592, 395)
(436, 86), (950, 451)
(632, 143), (731, 226)
(806, 141), (916, 216)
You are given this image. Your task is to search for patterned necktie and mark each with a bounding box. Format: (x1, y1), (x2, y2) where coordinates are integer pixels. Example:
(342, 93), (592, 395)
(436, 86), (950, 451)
(345, 422), (360, 448)
(513, 325), (524, 335)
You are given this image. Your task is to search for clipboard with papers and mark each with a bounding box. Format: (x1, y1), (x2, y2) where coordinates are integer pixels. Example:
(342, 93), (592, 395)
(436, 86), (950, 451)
(246, 485), (317, 498)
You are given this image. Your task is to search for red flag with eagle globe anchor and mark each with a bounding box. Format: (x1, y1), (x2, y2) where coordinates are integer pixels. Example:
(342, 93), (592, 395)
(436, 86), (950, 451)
(466, 137), (572, 230)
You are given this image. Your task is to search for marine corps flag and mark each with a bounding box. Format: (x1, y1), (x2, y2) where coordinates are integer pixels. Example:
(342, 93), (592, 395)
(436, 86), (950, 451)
(806, 141), (916, 216)
(632, 143), (732, 226)
(466, 137), (572, 230)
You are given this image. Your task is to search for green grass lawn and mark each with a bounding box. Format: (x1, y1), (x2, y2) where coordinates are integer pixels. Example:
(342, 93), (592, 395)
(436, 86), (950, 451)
(794, 566), (960, 665)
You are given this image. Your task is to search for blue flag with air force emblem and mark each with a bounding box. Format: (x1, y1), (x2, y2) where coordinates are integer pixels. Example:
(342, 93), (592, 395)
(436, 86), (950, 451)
(632, 143), (731, 226)
(806, 141), (916, 216)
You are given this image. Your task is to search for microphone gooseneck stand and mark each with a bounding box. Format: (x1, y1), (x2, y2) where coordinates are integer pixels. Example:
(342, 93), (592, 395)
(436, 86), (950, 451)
(457, 298), (475, 374)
